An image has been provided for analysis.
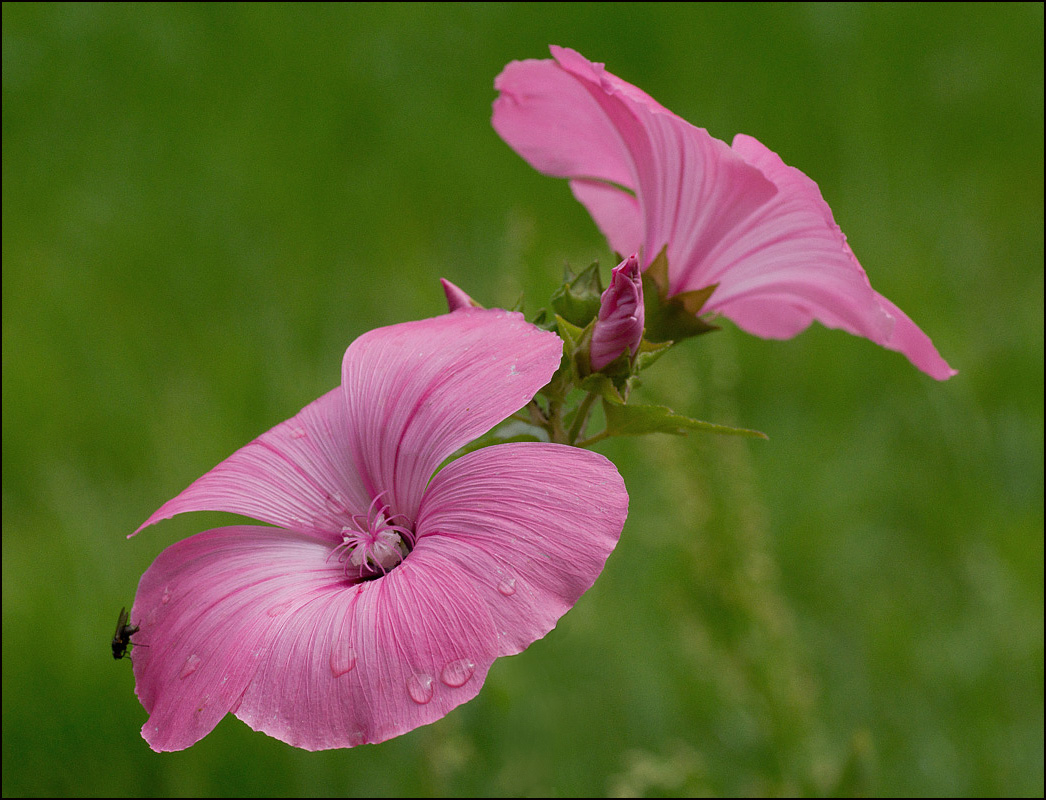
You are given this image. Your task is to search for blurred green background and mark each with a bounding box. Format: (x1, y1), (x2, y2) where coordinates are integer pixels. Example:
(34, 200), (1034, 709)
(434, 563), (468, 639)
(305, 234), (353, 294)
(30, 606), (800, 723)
(3, 3), (1042, 796)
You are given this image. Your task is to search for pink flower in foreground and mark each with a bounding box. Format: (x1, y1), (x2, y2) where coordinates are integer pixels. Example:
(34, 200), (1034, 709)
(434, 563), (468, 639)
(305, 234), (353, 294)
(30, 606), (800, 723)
(591, 253), (644, 371)
(130, 309), (627, 751)
(492, 46), (956, 380)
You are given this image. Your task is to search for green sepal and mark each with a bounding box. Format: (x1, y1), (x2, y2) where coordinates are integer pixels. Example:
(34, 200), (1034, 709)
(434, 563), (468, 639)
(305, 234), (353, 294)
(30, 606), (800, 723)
(633, 337), (675, 373)
(603, 400), (768, 439)
(579, 373), (625, 405)
(549, 261), (604, 328)
(535, 314), (593, 408)
(529, 306), (552, 329)
(553, 313), (586, 354)
(641, 247), (720, 344)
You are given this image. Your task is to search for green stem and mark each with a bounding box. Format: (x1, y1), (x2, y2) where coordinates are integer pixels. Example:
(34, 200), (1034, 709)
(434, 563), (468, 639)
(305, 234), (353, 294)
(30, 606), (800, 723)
(547, 397), (569, 443)
(575, 429), (610, 449)
(566, 391), (599, 446)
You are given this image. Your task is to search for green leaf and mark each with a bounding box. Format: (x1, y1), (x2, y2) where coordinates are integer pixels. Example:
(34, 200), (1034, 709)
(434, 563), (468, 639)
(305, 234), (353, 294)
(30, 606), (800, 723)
(603, 401), (768, 439)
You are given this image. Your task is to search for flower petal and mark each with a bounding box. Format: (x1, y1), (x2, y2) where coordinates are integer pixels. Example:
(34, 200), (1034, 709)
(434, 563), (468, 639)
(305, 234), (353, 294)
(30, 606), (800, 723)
(131, 525), (502, 751)
(493, 56), (634, 188)
(131, 525), (337, 751)
(415, 442), (628, 656)
(234, 544), (499, 750)
(340, 309), (563, 521)
(133, 388), (369, 540)
(727, 133), (958, 379)
(569, 179), (644, 260)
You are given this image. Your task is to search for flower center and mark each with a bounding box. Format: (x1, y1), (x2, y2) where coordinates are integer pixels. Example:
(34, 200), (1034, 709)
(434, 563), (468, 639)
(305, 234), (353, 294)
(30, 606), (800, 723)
(329, 492), (415, 579)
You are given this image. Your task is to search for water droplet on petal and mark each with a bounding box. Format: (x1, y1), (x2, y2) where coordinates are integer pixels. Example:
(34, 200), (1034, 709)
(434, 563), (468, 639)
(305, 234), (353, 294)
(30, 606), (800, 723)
(329, 643), (357, 677)
(180, 654), (201, 678)
(407, 673), (434, 704)
(161, 587), (172, 605)
(290, 427), (307, 439)
(440, 658), (476, 688)
(347, 730), (366, 747)
(497, 576), (517, 596)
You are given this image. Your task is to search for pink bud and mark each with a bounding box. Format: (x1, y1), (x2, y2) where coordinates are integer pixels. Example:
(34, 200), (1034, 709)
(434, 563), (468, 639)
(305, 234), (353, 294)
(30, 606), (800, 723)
(440, 279), (484, 312)
(590, 253), (644, 371)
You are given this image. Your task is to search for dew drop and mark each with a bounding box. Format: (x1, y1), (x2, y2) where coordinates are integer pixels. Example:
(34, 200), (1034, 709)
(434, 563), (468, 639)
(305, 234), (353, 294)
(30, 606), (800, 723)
(290, 427), (307, 439)
(329, 643), (357, 677)
(496, 576), (517, 596)
(407, 672), (434, 704)
(440, 658), (476, 688)
(347, 730), (366, 747)
(161, 587), (172, 605)
(180, 654), (201, 678)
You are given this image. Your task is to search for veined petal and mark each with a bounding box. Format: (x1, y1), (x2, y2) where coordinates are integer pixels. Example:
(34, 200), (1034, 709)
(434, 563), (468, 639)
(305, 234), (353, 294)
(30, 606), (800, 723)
(493, 56), (634, 188)
(415, 442), (628, 656)
(569, 179), (643, 259)
(134, 388), (370, 540)
(725, 133), (957, 378)
(131, 525), (502, 751)
(131, 525), (339, 751)
(235, 545), (499, 750)
(340, 309), (563, 521)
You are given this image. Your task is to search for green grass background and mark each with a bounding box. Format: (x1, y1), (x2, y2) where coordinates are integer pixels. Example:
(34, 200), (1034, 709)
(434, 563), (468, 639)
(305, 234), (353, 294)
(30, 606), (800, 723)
(3, 3), (1042, 796)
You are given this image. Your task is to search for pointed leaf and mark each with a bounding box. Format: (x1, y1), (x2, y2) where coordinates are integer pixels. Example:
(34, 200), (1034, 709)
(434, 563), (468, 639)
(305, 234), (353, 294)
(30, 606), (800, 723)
(603, 401), (767, 439)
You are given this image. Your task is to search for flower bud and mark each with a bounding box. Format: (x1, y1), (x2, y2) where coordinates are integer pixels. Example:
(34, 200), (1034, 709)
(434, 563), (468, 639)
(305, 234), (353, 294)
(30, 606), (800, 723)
(590, 253), (644, 371)
(440, 278), (484, 312)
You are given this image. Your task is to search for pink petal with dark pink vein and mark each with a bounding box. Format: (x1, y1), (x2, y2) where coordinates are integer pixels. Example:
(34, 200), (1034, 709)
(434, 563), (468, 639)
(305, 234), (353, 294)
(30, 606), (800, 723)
(416, 442), (628, 656)
(132, 525), (334, 751)
(133, 388), (369, 540)
(340, 309), (563, 520)
(233, 544), (500, 750)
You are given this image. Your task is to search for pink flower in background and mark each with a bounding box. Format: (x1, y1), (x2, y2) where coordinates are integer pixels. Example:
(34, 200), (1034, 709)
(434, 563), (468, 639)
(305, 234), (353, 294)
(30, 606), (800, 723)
(130, 309), (628, 751)
(492, 46), (955, 380)
(590, 253), (644, 370)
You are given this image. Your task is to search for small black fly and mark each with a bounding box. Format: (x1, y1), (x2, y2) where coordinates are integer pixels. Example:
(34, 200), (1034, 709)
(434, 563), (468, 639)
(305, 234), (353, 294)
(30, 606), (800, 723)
(111, 606), (143, 660)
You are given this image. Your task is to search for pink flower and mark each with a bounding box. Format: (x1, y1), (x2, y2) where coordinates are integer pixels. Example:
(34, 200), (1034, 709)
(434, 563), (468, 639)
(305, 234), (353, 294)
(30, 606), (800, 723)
(129, 309), (628, 751)
(590, 253), (644, 371)
(492, 46), (956, 380)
